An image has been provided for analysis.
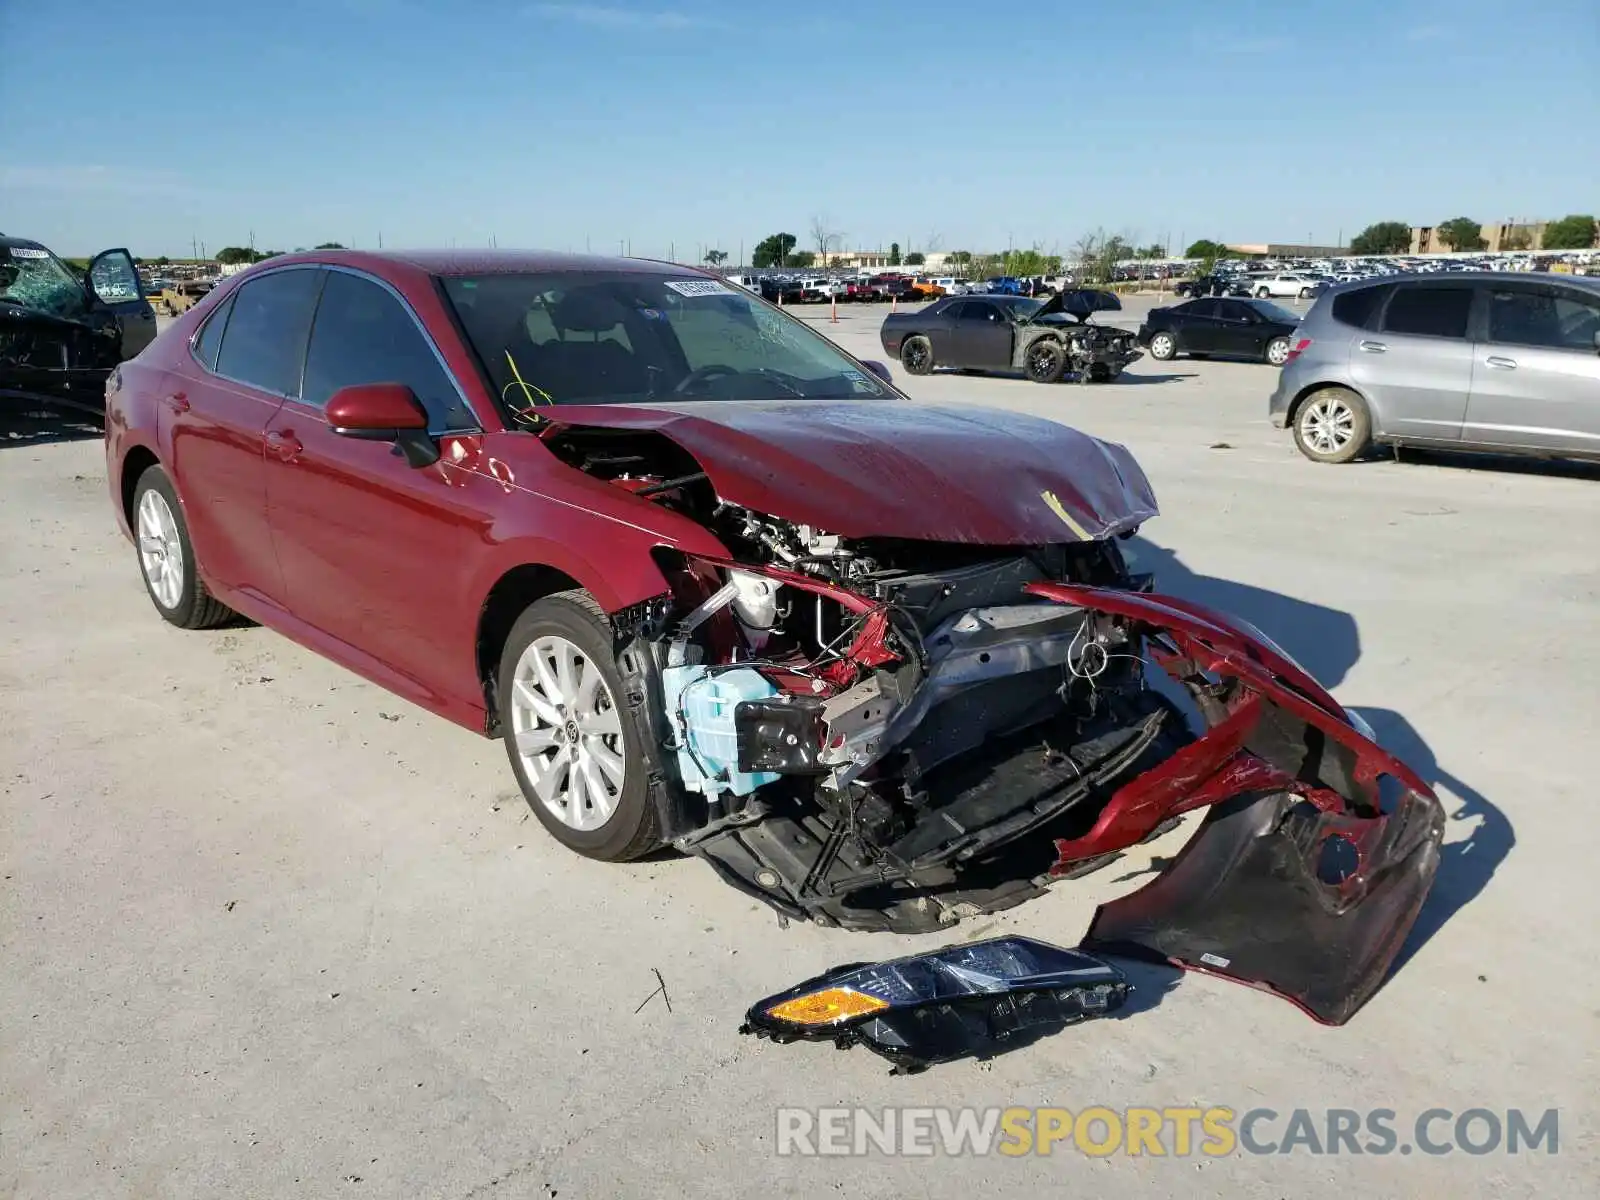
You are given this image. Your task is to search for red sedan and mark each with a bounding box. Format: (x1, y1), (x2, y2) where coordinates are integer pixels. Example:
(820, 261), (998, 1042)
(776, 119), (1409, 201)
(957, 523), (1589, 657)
(106, 249), (1443, 1023)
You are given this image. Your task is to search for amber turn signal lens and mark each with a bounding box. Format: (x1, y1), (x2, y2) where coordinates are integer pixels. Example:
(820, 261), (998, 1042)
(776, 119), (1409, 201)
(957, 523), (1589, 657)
(765, 987), (890, 1026)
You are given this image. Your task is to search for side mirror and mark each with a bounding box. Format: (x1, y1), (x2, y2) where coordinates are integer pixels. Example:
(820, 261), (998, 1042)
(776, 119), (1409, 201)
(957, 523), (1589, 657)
(861, 360), (893, 384)
(326, 383), (439, 468)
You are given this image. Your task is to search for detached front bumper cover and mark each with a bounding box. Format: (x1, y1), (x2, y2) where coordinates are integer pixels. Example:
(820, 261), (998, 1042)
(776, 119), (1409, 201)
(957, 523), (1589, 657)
(1025, 583), (1447, 1025)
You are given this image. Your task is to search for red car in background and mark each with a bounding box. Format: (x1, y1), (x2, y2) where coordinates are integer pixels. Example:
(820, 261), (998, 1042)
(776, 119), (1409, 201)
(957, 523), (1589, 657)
(106, 249), (1442, 1024)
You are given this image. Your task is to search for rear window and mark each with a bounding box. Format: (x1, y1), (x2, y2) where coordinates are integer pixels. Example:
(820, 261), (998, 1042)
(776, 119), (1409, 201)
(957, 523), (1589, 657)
(215, 268), (324, 396)
(1330, 284), (1390, 328)
(1381, 285), (1473, 339)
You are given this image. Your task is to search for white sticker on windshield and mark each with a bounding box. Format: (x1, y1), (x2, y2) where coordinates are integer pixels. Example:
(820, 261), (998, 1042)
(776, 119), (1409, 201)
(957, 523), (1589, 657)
(664, 279), (734, 297)
(9, 247), (49, 259)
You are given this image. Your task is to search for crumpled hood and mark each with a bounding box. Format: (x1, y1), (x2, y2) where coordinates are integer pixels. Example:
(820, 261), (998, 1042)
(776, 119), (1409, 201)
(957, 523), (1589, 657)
(540, 399), (1158, 543)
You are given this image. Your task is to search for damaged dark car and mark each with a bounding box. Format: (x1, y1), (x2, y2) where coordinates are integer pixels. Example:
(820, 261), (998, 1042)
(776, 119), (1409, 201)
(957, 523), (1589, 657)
(1, 235), (157, 415)
(879, 289), (1144, 383)
(106, 251), (1443, 1026)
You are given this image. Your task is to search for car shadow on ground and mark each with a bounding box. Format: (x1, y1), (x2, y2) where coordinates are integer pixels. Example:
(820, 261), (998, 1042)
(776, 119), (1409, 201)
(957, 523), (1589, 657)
(1351, 705), (1514, 972)
(1, 400), (103, 449)
(1116, 372), (1198, 385)
(1369, 446), (1600, 483)
(1127, 537), (1512, 982)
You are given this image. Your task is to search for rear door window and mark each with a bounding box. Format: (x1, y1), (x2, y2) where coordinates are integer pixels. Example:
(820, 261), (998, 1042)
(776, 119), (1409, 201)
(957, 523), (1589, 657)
(1381, 285), (1473, 339)
(1187, 299), (1221, 318)
(214, 268), (325, 396)
(302, 270), (476, 430)
(1487, 286), (1600, 352)
(1331, 285), (1390, 329)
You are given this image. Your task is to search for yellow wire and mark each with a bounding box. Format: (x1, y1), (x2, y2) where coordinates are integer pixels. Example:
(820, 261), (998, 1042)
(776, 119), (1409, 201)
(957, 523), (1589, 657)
(503, 349), (552, 408)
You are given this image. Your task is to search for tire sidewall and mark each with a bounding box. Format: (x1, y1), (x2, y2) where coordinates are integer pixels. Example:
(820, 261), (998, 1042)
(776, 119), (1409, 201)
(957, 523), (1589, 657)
(1293, 388), (1371, 463)
(900, 335), (933, 375)
(132, 465), (202, 627)
(498, 595), (655, 860)
(1024, 339), (1064, 383)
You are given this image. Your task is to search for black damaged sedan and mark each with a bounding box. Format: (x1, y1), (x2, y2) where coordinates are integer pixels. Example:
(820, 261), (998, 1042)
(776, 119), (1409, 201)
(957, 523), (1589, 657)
(1, 235), (157, 415)
(1138, 296), (1302, 366)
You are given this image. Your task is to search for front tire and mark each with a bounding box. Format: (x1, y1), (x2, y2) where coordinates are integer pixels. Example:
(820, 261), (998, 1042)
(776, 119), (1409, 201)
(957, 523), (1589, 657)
(499, 591), (661, 861)
(1293, 387), (1371, 464)
(1266, 336), (1291, 367)
(900, 335), (934, 375)
(1256, 286), (1271, 298)
(1148, 331), (1177, 360)
(1024, 339), (1066, 383)
(1299, 288), (1313, 299)
(132, 465), (235, 629)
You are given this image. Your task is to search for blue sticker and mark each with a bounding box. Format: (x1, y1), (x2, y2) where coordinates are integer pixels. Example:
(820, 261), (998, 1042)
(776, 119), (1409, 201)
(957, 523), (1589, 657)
(639, 307), (665, 320)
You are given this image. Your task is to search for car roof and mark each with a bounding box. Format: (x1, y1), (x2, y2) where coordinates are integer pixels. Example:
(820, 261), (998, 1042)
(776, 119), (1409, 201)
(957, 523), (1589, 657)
(239, 248), (712, 281)
(1326, 270), (1600, 296)
(1, 235), (54, 253)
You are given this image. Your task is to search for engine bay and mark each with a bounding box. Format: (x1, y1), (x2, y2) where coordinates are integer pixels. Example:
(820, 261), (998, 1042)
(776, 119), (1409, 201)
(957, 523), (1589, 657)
(546, 425), (1190, 932)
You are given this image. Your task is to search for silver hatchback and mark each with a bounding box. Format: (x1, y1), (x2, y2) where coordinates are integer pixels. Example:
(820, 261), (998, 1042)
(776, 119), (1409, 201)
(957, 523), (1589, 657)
(1268, 273), (1600, 463)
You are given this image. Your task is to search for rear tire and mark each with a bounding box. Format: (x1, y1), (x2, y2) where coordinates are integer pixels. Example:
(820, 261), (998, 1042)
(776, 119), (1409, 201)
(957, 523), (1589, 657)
(498, 591), (662, 862)
(1023, 339), (1066, 384)
(1266, 336), (1291, 366)
(900, 335), (934, 375)
(131, 465), (235, 630)
(1293, 387), (1371, 464)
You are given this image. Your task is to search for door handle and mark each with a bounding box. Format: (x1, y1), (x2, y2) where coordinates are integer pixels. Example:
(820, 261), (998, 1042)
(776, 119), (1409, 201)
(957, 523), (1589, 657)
(1485, 355), (1517, 369)
(161, 391), (190, 413)
(264, 430), (303, 461)
(1358, 340), (1387, 353)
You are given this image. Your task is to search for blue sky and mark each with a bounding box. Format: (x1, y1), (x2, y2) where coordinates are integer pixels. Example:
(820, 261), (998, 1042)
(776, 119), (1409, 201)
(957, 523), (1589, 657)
(2, 0), (1596, 259)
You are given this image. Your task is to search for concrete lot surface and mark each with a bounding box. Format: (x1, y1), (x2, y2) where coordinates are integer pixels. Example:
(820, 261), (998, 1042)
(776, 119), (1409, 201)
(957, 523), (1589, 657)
(3, 298), (1598, 1198)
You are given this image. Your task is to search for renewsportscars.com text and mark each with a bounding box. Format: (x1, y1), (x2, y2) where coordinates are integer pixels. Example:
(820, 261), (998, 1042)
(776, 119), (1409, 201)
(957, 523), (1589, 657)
(775, 1106), (1560, 1158)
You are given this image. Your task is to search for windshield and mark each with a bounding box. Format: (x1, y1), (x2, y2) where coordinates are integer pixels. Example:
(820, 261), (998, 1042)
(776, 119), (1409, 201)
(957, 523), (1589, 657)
(442, 272), (893, 412)
(0, 244), (87, 318)
(1245, 299), (1302, 324)
(995, 297), (1042, 319)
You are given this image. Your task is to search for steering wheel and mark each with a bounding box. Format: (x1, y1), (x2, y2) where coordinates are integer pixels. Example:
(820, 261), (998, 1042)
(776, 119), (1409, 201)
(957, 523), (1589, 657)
(673, 363), (741, 395)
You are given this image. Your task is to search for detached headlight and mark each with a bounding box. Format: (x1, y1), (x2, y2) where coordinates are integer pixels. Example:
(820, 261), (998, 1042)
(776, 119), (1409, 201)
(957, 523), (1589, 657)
(740, 937), (1129, 1072)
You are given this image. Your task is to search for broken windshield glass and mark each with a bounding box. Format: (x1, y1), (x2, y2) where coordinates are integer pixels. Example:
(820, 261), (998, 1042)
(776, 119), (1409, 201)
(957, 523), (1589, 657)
(0, 244), (87, 319)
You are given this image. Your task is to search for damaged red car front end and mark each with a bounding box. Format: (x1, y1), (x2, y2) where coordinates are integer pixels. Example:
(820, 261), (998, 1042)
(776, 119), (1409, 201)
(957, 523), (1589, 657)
(537, 401), (1443, 1025)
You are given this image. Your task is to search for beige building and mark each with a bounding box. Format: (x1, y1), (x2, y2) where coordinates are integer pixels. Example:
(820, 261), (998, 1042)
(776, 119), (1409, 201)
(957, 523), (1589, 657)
(824, 249), (958, 271)
(1408, 219), (1594, 254)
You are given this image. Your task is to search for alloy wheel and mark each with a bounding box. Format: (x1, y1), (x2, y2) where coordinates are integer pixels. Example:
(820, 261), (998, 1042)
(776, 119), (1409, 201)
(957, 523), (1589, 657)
(1301, 395), (1356, 455)
(509, 635), (626, 831)
(137, 489), (185, 609)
